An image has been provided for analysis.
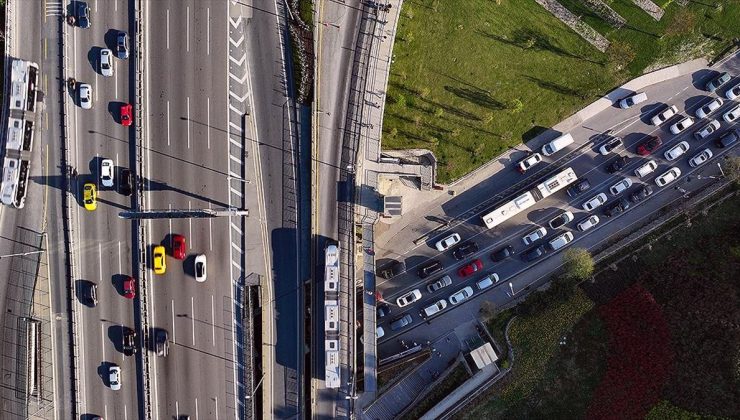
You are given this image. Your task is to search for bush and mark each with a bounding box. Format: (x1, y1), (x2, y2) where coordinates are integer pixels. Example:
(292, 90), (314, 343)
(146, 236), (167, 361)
(561, 248), (594, 281)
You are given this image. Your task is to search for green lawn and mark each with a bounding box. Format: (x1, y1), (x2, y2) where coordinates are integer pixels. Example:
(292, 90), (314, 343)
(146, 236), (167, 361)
(384, 0), (740, 182)
(463, 288), (594, 418)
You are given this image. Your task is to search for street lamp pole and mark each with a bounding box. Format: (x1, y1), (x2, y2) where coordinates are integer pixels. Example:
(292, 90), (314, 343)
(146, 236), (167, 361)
(246, 374), (265, 399)
(717, 161), (726, 177)
(0, 250), (45, 259)
(508, 282), (516, 296)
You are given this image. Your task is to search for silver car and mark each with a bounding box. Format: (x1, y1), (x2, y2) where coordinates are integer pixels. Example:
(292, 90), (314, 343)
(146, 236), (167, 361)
(448, 286), (474, 305)
(655, 167), (681, 187)
(650, 105), (678, 125)
(577, 215), (600, 232)
(669, 116), (694, 135)
(693, 119), (720, 140)
(396, 289), (422, 307)
(723, 104), (740, 123)
(100, 48), (113, 77)
(582, 193), (608, 211)
(521, 226), (547, 246)
(609, 178), (633, 196)
(688, 148), (713, 168)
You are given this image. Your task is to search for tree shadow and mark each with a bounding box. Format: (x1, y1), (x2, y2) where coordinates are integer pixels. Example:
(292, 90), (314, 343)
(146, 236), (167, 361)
(524, 75), (583, 98)
(443, 85), (505, 111)
(476, 28), (603, 65)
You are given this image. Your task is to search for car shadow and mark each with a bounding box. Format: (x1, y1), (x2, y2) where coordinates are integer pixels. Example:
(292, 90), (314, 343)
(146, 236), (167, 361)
(87, 46), (102, 75)
(107, 325), (125, 354)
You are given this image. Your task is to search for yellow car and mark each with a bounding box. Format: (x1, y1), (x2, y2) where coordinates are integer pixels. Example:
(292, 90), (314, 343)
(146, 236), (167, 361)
(153, 245), (166, 274)
(83, 183), (97, 211)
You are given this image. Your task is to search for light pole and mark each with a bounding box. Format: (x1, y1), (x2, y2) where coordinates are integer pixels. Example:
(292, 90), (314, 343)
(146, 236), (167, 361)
(717, 161), (726, 177)
(246, 374), (265, 399)
(508, 281), (516, 296)
(0, 250), (45, 259)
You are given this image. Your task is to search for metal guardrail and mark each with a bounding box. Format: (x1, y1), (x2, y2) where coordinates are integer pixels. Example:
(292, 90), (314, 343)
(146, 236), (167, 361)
(133, 0), (153, 418)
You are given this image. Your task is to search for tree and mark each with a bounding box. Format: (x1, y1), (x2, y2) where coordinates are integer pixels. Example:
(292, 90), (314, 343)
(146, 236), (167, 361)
(562, 248), (594, 281)
(508, 98), (524, 114)
(722, 155), (740, 184)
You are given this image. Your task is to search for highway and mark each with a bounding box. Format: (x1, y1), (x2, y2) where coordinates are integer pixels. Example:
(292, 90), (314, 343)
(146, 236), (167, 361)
(63, 0), (141, 418)
(142, 1), (239, 419)
(375, 56), (740, 353)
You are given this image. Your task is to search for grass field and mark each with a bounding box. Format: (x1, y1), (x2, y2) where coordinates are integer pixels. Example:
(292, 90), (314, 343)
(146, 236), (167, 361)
(384, 0), (740, 182)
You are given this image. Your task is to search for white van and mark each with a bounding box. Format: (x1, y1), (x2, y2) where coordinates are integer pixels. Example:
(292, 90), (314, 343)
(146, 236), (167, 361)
(476, 273), (499, 290)
(548, 231), (574, 251)
(542, 133), (574, 156)
(422, 299), (448, 317)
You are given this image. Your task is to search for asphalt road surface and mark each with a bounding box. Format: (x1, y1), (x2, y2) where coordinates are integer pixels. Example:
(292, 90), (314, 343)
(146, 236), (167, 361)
(375, 55), (740, 355)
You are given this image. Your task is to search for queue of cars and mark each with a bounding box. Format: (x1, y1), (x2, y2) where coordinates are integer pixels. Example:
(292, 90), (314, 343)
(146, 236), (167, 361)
(378, 69), (740, 341)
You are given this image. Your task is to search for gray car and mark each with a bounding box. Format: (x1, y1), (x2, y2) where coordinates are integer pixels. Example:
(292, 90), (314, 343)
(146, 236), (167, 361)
(390, 314), (413, 331)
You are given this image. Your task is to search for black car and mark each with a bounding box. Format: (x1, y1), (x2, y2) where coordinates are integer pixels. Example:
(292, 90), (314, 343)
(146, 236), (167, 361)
(84, 281), (98, 306)
(604, 198), (630, 218)
(119, 168), (133, 196)
(377, 303), (391, 319)
(156, 330), (169, 357)
(491, 245), (515, 262)
(76, 2), (91, 28)
(607, 155), (629, 173)
(452, 241), (479, 260)
(522, 245), (547, 262)
(716, 128), (739, 148)
(417, 260), (443, 278)
(116, 31), (129, 59)
(630, 185), (653, 203)
(123, 328), (137, 355)
(566, 178), (591, 197)
(378, 261), (405, 279)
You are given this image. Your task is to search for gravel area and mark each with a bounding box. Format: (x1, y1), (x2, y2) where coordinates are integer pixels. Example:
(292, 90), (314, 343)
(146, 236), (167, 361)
(534, 0), (611, 52)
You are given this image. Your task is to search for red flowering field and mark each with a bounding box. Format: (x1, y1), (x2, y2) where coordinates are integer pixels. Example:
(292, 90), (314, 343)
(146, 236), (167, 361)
(586, 284), (674, 420)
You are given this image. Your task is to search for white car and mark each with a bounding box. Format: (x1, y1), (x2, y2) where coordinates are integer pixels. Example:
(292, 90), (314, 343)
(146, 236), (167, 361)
(693, 119), (721, 140)
(577, 215), (600, 232)
(548, 211), (574, 229)
(396, 289), (422, 307)
(194, 254), (207, 282)
(688, 148), (713, 168)
(516, 153), (543, 173)
(634, 160), (658, 178)
(670, 116), (694, 135)
(609, 177), (633, 196)
(476, 274), (499, 290)
(695, 97), (723, 119)
(582, 193), (608, 211)
(663, 141), (690, 161)
(598, 137), (624, 155)
(619, 92), (647, 109)
(723, 104), (740, 123)
(100, 158), (114, 187)
(651, 105), (678, 125)
(100, 48), (114, 77)
(655, 167), (681, 187)
(435, 233), (461, 252)
(109, 365), (122, 391)
(521, 226), (547, 246)
(448, 286), (474, 305)
(725, 81), (740, 100)
(79, 83), (92, 109)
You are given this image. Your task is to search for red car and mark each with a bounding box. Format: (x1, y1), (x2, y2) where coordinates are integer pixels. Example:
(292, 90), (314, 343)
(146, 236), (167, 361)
(636, 135), (662, 156)
(458, 259), (483, 277)
(120, 103), (133, 127)
(123, 276), (136, 299)
(171, 234), (186, 260)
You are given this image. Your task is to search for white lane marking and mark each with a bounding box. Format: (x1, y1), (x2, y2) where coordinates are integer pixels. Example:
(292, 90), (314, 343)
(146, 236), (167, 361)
(188, 201), (193, 248)
(104, 406), (108, 420)
(171, 301), (176, 344)
(207, 97), (211, 149)
(115, 66), (119, 98)
(166, 9), (170, 49)
(191, 296), (196, 346)
(124, 404), (128, 420)
(211, 294), (215, 346)
(187, 6), (190, 52)
(215, 396), (218, 420)
(187, 96), (191, 149)
(167, 100), (171, 146)
(98, 243), (103, 285)
(168, 203), (173, 238)
(118, 241), (122, 274)
(175, 401), (179, 418)
(100, 323), (105, 360)
(207, 7), (211, 56)
(208, 202), (213, 251)
(195, 397), (199, 420)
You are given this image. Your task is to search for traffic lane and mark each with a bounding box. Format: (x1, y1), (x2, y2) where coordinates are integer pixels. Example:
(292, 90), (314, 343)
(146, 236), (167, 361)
(376, 84), (740, 295)
(374, 63), (738, 261)
(377, 115), (738, 303)
(378, 145), (735, 347)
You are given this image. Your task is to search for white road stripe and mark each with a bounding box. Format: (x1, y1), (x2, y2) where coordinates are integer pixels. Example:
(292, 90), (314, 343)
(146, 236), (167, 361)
(207, 7), (211, 56)
(171, 301), (176, 343)
(187, 96), (191, 149)
(167, 100), (171, 146)
(166, 9), (170, 50)
(191, 297), (196, 345)
(187, 6), (190, 52)
(211, 295), (216, 346)
(207, 97), (211, 149)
